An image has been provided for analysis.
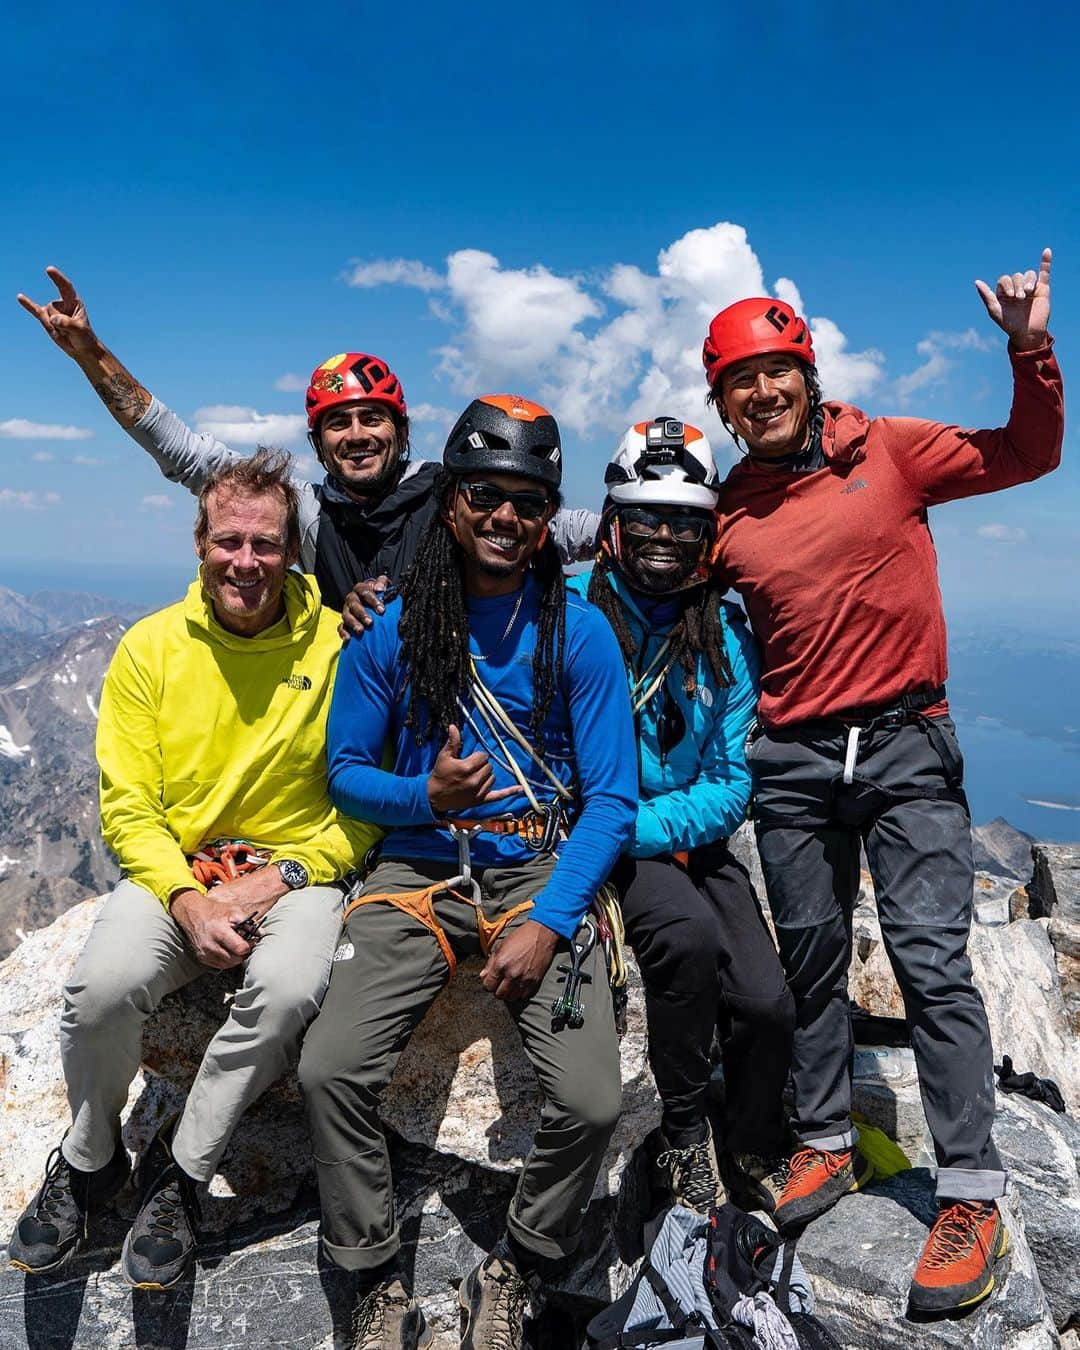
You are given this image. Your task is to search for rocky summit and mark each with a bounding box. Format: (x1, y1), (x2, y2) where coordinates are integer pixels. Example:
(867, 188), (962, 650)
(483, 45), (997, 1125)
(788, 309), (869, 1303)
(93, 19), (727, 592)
(1, 830), (1079, 1348)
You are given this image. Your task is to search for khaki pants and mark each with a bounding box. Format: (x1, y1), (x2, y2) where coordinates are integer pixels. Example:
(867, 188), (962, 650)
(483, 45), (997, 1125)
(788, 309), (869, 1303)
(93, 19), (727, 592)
(60, 878), (344, 1182)
(298, 857), (622, 1271)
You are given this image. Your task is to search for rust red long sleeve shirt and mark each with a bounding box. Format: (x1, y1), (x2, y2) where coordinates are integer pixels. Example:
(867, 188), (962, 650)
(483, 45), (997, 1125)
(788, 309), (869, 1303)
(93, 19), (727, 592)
(716, 342), (1064, 729)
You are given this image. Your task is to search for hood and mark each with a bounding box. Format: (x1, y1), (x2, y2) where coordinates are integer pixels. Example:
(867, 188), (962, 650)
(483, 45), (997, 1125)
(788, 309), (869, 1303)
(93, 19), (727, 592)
(725, 400), (869, 485)
(321, 459), (441, 526)
(185, 570), (324, 651)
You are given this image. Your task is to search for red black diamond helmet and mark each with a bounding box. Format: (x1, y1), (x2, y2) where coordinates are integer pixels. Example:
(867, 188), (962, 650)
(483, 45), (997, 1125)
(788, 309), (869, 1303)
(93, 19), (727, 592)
(702, 298), (815, 387)
(305, 352), (407, 429)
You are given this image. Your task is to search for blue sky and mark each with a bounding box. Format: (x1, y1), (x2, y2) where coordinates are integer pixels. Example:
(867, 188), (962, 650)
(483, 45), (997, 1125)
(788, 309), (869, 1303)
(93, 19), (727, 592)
(1, 0), (1076, 624)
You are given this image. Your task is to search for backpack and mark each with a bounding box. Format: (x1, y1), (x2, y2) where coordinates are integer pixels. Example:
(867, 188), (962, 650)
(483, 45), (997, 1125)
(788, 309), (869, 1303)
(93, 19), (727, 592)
(586, 1204), (843, 1350)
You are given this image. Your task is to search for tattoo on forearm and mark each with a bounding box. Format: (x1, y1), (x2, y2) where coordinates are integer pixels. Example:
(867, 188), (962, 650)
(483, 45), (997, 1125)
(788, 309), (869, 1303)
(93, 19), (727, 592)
(93, 372), (151, 424)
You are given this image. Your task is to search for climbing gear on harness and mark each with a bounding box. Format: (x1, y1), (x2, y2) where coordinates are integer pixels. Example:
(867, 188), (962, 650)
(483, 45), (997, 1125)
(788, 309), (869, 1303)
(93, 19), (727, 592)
(594, 882), (630, 1034)
(551, 915), (597, 1031)
(908, 1199), (1009, 1314)
(188, 838), (271, 888)
(773, 1146), (873, 1234)
(450, 803), (567, 855)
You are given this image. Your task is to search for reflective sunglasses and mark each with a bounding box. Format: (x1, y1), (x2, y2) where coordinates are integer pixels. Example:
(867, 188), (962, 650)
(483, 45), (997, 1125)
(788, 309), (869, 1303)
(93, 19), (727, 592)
(458, 479), (551, 521)
(619, 507), (711, 543)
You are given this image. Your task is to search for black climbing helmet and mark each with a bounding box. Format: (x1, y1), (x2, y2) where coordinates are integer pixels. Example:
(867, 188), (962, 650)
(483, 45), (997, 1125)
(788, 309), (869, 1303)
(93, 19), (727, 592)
(443, 394), (562, 492)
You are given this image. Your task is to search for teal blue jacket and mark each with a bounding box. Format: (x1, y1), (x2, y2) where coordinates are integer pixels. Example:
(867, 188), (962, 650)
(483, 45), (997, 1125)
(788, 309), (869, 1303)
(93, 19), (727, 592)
(568, 568), (760, 858)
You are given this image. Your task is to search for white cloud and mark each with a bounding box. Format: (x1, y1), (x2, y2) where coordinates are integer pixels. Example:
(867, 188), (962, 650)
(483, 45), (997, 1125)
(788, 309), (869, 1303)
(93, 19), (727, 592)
(409, 402), (457, 429)
(977, 523), (1028, 543)
(0, 489), (61, 510)
(31, 451), (54, 462)
(139, 494), (174, 511)
(72, 455), (105, 466)
(0, 418), (92, 441)
(274, 372), (308, 393)
(343, 223), (886, 440)
(344, 258), (444, 292)
(192, 405), (309, 447)
(895, 328), (994, 403)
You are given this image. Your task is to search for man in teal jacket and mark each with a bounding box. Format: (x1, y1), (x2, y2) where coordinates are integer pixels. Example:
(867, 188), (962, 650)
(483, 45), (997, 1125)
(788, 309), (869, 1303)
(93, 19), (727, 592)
(569, 416), (794, 1216)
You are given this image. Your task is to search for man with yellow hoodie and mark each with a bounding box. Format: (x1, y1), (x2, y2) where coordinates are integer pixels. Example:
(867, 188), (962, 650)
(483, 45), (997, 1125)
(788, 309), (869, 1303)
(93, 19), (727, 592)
(8, 448), (379, 1293)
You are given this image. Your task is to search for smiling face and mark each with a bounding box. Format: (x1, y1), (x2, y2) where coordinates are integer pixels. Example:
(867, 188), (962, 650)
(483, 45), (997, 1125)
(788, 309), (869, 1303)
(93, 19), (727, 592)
(618, 505), (710, 593)
(196, 486), (299, 636)
(314, 399), (403, 498)
(720, 353), (811, 457)
(445, 472), (555, 595)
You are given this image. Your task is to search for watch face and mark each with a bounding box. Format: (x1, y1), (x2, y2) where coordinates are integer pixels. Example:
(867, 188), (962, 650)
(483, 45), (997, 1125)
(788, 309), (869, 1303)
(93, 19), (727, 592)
(278, 859), (309, 890)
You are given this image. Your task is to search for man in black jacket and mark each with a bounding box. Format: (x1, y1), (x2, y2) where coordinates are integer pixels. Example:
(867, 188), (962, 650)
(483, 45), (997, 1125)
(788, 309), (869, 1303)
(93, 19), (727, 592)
(18, 268), (597, 608)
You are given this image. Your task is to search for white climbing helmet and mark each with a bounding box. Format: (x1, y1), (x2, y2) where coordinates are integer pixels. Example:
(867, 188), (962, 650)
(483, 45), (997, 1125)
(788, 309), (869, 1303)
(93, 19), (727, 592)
(604, 416), (719, 511)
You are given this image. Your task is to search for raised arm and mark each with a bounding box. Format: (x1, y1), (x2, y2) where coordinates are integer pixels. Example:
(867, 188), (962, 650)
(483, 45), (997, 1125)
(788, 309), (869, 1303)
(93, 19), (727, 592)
(17, 267), (153, 428)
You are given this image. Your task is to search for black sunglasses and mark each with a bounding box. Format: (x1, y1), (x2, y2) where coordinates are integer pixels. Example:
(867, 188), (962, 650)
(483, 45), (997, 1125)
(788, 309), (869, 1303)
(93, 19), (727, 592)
(620, 507), (711, 543)
(458, 480), (551, 521)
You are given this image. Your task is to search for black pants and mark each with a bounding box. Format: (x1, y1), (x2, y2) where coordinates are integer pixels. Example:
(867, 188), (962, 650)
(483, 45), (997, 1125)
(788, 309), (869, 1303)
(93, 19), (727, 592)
(749, 713), (1006, 1202)
(612, 845), (794, 1155)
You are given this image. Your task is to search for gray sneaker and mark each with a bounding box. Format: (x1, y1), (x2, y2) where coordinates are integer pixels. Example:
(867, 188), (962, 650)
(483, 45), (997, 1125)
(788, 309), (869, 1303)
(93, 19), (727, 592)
(348, 1275), (431, 1349)
(9, 1139), (130, 1274)
(121, 1126), (201, 1290)
(653, 1122), (726, 1213)
(459, 1253), (537, 1350)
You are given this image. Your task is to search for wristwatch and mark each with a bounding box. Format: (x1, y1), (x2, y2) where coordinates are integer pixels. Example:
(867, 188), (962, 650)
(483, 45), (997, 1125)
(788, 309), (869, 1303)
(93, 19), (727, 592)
(276, 859), (310, 890)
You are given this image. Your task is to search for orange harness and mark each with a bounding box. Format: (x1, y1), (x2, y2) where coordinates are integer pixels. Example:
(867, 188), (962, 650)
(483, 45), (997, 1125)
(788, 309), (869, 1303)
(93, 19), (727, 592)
(189, 839), (271, 888)
(343, 882), (534, 977)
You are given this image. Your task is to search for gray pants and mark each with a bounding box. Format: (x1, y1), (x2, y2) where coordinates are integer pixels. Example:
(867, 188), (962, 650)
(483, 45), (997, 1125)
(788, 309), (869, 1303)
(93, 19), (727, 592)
(61, 878), (344, 1183)
(298, 857), (622, 1271)
(748, 714), (1006, 1202)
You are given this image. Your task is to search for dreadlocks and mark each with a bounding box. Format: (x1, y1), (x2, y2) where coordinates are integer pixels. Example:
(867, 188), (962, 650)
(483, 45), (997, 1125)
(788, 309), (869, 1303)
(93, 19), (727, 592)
(395, 470), (568, 754)
(587, 548), (733, 695)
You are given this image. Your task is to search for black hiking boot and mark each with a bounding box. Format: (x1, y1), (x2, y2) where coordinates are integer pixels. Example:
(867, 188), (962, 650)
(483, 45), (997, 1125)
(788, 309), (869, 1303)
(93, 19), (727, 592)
(652, 1122), (726, 1213)
(120, 1123), (201, 1289)
(348, 1273), (432, 1348)
(9, 1138), (130, 1274)
(459, 1251), (538, 1350)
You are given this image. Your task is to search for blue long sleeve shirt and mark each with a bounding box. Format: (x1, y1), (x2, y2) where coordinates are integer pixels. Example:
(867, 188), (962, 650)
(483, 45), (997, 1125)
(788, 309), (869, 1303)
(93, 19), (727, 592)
(327, 573), (638, 937)
(567, 568), (761, 858)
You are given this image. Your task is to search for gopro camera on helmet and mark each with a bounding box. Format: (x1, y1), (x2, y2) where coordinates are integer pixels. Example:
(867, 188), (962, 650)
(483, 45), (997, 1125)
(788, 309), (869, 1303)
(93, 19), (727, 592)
(640, 416), (685, 466)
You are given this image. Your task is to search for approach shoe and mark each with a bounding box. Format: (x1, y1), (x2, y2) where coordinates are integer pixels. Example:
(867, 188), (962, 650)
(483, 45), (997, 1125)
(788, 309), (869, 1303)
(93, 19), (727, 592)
(653, 1123), (726, 1213)
(908, 1200), (1009, 1314)
(459, 1252), (537, 1350)
(120, 1126), (201, 1289)
(348, 1274), (432, 1349)
(725, 1151), (790, 1215)
(9, 1138), (130, 1274)
(773, 1145), (873, 1232)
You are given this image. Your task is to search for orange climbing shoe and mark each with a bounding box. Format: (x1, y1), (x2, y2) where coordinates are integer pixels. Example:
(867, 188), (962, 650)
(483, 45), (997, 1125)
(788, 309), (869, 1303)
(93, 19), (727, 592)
(908, 1200), (1009, 1314)
(772, 1145), (873, 1232)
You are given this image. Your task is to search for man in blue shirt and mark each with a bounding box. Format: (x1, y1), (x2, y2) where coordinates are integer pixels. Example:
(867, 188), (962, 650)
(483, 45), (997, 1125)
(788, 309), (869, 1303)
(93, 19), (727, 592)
(299, 394), (637, 1350)
(570, 417), (794, 1220)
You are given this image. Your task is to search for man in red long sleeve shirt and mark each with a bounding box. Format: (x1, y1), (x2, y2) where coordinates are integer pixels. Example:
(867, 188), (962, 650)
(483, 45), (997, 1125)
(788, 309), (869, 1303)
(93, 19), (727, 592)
(702, 251), (1061, 1315)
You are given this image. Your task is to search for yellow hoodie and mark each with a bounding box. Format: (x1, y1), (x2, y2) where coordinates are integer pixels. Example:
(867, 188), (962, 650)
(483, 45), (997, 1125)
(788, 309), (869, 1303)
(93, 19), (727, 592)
(97, 571), (380, 907)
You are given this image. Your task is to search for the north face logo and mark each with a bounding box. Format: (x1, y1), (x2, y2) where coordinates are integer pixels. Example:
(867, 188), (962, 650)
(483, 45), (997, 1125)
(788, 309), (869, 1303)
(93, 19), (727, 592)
(281, 674), (313, 691)
(841, 479), (869, 495)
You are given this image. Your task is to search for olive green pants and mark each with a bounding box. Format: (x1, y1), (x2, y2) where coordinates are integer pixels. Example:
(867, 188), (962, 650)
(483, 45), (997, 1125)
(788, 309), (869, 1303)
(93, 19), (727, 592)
(298, 857), (622, 1270)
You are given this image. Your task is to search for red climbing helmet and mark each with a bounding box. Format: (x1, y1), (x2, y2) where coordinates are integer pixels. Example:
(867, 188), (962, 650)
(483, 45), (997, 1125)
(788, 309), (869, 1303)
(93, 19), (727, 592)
(702, 298), (815, 387)
(305, 352), (407, 429)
